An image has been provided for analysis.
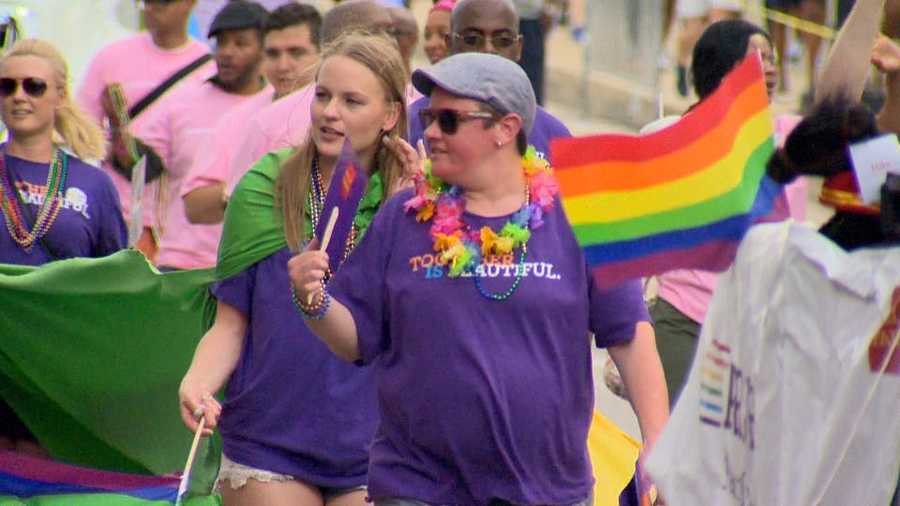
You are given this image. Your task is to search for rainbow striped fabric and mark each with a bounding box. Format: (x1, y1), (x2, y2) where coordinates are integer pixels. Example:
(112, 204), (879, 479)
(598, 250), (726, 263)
(552, 55), (776, 287)
(0, 451), (219, 505)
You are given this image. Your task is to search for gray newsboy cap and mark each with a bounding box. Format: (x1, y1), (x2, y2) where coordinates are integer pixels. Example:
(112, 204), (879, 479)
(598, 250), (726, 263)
(412, 53), (536, 135)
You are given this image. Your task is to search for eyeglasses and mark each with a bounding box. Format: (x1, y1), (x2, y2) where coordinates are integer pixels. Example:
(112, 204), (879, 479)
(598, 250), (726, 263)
(137, 0), (179, 8)
(451, 31), (521, 50)
(0, 77), (48, 98)
(419, 108), (496, 135)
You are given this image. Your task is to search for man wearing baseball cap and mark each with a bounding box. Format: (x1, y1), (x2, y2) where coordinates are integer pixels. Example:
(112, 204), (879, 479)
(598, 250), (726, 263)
(131, 0), (272, 271)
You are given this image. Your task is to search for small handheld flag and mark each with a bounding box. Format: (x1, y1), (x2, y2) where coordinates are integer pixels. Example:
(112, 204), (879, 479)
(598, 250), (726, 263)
(315, 140), (369, 274)
(552, 54), (777, 288)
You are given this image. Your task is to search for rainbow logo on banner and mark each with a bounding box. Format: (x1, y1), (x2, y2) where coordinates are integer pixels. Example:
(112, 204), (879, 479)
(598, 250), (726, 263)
(552, 55), (776, 287)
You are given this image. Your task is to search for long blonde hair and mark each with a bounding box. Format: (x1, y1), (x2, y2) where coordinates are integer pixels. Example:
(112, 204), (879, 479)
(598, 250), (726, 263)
(2, 39), (106, 161)
(277, 32), (409, 252)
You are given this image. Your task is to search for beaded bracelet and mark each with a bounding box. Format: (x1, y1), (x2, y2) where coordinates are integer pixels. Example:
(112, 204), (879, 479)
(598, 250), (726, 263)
(290, 282), (331, 320)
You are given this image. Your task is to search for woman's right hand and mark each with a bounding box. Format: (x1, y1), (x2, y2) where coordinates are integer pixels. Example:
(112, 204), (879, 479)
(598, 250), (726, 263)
(178, 377), (221, 436)
(287, 237), (331, 305)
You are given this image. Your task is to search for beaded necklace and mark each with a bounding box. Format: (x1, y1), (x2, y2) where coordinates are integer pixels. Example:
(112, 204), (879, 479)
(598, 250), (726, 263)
(0, 148), (68, 252)
(403, 146), (559, 300)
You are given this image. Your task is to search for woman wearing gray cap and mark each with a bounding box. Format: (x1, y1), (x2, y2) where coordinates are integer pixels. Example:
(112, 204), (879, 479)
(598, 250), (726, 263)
(289, 52), (668, 505)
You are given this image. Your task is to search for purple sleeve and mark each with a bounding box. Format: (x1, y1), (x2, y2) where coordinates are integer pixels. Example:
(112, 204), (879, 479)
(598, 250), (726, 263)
(211, 266), (256, 318)
(329, 197), (398, 365)
(93, 171), (128, 257)
(588, 270), (650, 348)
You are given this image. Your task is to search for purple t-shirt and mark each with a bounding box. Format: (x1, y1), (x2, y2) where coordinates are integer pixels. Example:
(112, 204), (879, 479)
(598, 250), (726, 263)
(329, 190), (649, 505)
(408, 96), (571, 161)
(0, 152), (127, 265)
(212, 247), (378, 488)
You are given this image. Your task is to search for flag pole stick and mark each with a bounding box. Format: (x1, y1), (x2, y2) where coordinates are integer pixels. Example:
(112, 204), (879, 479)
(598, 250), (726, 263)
(175, 417), (206, 506)
(308, 207), (340, 305)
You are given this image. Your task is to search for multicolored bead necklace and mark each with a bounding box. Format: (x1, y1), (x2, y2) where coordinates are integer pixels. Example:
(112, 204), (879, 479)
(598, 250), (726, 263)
(403, 146), (559, 300)
(0, 148), (68, 252)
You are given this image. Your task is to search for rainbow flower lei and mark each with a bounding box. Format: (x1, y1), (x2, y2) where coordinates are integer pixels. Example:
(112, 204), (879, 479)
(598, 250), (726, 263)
(403, 146), (559, 278)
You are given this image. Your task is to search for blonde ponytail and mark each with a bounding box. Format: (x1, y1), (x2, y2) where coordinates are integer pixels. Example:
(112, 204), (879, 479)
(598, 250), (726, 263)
(54, 99), (106, 161)
(3, 39), (106, 161)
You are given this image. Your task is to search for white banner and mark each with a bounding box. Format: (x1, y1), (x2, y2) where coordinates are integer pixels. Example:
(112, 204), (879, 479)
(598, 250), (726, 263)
(648, 223), (900, 506)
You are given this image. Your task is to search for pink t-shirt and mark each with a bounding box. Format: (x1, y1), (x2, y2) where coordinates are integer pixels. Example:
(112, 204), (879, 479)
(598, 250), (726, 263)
(225, 84), (316, 196)
(656, 114), (808, 324)
(137, 80), (273, 269)
(181, 88), (277, 196)
(76, 33), (214, 227)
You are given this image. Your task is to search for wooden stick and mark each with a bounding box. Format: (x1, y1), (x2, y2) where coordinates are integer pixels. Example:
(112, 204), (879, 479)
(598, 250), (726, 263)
(174, 417), (206, 506)
(307, 207), (339, 305)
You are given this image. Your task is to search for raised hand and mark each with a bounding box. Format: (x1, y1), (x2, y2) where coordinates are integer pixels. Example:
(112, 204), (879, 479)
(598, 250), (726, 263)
(872, 35), (900, 74)
(382, 136), (427, 194)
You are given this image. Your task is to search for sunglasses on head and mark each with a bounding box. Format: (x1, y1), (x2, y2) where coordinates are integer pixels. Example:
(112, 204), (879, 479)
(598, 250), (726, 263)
(452, 31), (521, 50)
(419, 108), (496, 135)
(0, 77), (48, 98)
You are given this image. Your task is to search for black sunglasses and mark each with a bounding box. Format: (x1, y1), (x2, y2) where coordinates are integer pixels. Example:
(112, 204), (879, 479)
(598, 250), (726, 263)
(0, 77), (48, 98)
(419, 108), (496, 135)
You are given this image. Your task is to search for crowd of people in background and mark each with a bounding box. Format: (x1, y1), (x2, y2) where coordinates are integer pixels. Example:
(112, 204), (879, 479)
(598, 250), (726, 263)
(0, 0), (899, 504)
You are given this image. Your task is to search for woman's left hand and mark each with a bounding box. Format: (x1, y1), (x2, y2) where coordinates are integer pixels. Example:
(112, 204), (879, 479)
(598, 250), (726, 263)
(382, 137), (427, 194)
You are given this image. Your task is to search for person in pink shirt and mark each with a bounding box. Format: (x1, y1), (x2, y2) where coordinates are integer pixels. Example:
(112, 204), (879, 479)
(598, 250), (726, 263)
(650, 20), (807, 405)
(182, 3), (323, 225)
(224, 1), (397, 197)
(135, 0), (270, 271)
(77, 0), (214, 259)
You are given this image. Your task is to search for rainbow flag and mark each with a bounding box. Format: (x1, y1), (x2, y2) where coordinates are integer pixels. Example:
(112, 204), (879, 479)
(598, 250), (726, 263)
(552, 55), (777, 287)
(0, 451), (220, 505)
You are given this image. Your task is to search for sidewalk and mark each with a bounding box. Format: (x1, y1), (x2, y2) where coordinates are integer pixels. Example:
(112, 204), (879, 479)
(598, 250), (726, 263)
(542, 16), (812, 129)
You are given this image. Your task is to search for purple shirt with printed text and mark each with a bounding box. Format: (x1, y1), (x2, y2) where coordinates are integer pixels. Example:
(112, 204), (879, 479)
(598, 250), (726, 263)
(0, 152), (126, 265)
(330, 190), (649, 505)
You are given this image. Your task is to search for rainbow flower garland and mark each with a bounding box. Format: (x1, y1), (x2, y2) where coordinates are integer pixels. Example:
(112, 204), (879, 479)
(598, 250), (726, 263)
(403, 146), (559, 283)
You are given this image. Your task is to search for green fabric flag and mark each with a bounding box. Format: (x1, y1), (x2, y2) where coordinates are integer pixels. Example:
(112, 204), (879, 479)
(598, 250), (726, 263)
(0, 148), (386, 498)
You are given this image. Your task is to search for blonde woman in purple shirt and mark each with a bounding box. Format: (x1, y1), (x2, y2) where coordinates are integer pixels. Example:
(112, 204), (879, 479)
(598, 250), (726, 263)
(289, 53), (669, 506)
(0, 38), (126, 457)
(179, 33), (410, 506)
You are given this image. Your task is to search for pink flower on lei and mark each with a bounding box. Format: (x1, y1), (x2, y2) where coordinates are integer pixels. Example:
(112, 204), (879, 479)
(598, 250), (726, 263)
(529, 170), (558, 210)
(430, 197), (465, 236)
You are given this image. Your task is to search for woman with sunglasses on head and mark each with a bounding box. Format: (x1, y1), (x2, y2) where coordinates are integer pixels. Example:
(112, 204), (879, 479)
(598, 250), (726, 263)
(289, 52), (669, 506)
(178, 32), (413, 506)
(0, 39), (126, 455)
